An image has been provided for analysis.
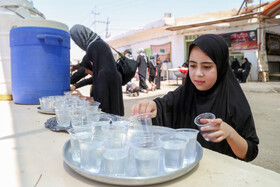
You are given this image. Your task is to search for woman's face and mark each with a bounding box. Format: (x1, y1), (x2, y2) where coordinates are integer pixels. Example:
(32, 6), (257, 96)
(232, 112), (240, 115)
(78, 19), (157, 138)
(189, 46), (217, 91)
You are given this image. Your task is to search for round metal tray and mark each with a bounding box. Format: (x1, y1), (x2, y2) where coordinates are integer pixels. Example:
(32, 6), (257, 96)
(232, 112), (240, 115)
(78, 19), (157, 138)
(37, 106), (55, 115)
(63, 126), (203, 186)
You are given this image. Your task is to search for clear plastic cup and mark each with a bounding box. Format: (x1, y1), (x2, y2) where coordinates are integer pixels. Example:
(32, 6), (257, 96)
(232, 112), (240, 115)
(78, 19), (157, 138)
(129, 113), (154, 144)
(39, 97), (47, 110)
(55, 106), (71, 127)
(39, 96), (54, 111)
(101, 121), (128, 144)
(175, 128), (199, 166)
(194, 112), (216, 141)
(160, 134), (188, 172)
(68, 127), (93, 163)
(103, 141), (129, 176)
(132, 140), (161, 177)
(86, 101), (100, 112)
(79, 134), (105, 173)
(71, 113), (87, 128)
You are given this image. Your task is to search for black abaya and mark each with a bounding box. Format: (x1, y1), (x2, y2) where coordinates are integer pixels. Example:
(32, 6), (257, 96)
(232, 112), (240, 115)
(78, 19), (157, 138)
(137, 55), (148, 89)
(152, 34), (259, 162)
(87, 39), (124, 116)
(70, 24), (124, 116)
(155, 62), (162, 89)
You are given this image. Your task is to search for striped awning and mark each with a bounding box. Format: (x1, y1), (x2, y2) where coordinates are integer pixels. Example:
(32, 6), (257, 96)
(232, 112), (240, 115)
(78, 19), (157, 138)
(261, 0), (280, 17)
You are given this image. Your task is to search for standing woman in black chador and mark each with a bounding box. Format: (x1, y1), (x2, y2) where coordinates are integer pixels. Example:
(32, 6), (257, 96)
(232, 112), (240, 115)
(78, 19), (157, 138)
(137, 48), (149, 93)
(131, 34), (259, 162)
(70, 24), (124, 116)
(155, 54), (162, 89)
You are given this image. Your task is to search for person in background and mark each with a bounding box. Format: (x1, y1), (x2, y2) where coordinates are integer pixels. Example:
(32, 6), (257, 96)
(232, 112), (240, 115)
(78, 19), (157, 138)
(137, 48), (149, 93)
(71, 68), (93, 97)
(155, 54), (162, 89)
(231, 58), (240, 79)
(236, 58), (251, 83)
(70, 55), (94, 96)
(126, 82), (140, 96)
(148, 54), (157, 91)
(124, 49), (134, 60)
(131, 34), (259, 162)
(70, 24), (124, 116)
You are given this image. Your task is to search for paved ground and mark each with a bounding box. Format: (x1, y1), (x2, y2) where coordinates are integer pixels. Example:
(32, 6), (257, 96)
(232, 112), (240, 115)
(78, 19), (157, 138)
(78, 79), (280, 173)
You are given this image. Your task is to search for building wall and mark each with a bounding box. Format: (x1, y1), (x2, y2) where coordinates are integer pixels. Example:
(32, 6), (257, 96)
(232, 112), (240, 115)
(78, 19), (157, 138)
(109, 17), (280, 81)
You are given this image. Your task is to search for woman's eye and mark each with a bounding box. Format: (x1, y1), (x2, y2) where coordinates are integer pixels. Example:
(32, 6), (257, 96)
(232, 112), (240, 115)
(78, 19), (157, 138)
(204, 66), (212, 69)
(189, 64), (196, 68)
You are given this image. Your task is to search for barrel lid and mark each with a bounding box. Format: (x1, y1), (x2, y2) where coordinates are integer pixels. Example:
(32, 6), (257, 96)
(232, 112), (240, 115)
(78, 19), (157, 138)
(12, 19), (69, 32)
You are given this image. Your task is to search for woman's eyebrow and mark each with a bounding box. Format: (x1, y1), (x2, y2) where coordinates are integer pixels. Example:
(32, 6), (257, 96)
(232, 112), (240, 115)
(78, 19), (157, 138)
(189, 60), (197, 63)
(189, 60), (213, 64)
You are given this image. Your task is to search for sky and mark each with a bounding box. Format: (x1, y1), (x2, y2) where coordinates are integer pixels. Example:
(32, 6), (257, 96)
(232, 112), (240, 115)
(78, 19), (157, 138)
(31, 0), (273, 60)
(32, 0), (273, 38)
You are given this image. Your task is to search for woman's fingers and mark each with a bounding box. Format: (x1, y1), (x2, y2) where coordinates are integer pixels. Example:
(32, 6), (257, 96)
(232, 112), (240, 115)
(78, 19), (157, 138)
(131, 100), (156, 116)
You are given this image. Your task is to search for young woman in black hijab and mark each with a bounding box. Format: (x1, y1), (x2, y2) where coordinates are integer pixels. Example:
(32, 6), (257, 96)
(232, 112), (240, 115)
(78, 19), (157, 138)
(131, 34), (259, 162)
(70, 24), (124, 116)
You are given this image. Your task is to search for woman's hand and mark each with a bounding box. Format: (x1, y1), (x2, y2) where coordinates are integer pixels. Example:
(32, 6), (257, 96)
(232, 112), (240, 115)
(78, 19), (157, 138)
(200, 118), (235, 143)
(70, 85), (76, 91)
(200, 118), (248, 159)
(131, 100), (157, 118)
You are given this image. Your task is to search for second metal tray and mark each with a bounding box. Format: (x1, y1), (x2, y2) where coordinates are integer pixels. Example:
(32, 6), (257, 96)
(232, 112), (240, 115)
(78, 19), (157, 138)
(37, 106), (55, 115)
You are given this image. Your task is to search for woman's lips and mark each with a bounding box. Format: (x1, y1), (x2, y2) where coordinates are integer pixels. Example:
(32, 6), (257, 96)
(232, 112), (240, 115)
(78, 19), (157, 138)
(195, 80), (204, 85)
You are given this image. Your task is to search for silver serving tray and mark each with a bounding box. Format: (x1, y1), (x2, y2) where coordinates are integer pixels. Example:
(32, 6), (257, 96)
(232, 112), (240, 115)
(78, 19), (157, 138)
(37, 106), (55, 115)
(63, 126), (203, 186)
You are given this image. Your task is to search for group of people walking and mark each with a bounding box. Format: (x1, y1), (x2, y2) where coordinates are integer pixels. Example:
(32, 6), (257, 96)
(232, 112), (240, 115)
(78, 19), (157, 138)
(69, 25), (259, 162)
(136, 49), (162, 93)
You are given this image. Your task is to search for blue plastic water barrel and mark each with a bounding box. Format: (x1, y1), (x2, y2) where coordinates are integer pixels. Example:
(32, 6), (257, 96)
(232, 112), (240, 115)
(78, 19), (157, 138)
(10, 26), (70, 104)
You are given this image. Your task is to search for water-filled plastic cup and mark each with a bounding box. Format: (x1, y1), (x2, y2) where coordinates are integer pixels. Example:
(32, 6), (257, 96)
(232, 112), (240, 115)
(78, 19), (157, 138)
(79, 134), (104, 173)
(55, 106), (71, 127)
(175, 128), (199, 166)
(159, 134), (188, 172)
(101, 121), (129, 144)
(68, 127), (93, 163)
(194, 112), (216, 141)
(103, 141), (129, 176)
(132, 139), (161, 177)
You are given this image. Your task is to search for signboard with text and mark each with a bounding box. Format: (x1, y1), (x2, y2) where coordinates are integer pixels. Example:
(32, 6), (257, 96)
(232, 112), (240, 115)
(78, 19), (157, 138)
(220, 30), (258, 52)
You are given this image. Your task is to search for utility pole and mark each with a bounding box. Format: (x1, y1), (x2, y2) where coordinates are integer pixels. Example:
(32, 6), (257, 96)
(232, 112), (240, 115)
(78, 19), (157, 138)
(105, 17), (110, 38)
(90, 7), (110, 38)
(91, 6), (100, 31)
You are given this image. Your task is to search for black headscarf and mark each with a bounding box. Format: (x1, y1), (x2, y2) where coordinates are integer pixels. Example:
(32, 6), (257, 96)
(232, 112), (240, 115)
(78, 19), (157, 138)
(70, 25), (124, 116)
(70, 24), (99, 51)
(153, 34), (259, 161)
